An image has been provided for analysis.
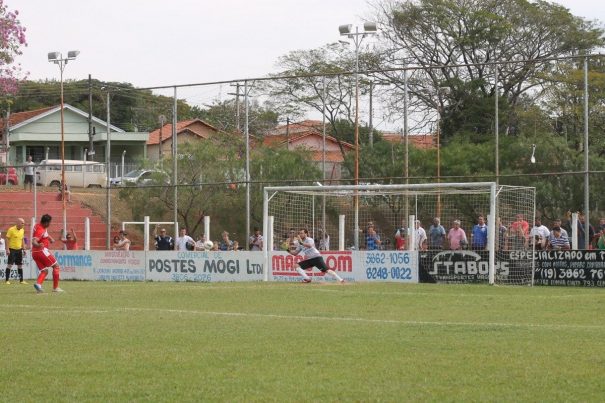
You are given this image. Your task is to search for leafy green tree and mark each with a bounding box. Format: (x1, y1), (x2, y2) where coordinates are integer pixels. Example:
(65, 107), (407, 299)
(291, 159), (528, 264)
(538, 57), (605, 153)
(264, 43), (377, 159)
(188, 98), (279, 136)
(374, 0), (605, 141)
(119, 133), (243, 236)
(119, 134), (322, 243)
(9, 79), (192, 134)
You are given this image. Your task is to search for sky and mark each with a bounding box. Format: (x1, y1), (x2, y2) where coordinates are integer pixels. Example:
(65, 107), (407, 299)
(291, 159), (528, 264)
(10, 0), (605, 128)
(15, 0), (373, 87)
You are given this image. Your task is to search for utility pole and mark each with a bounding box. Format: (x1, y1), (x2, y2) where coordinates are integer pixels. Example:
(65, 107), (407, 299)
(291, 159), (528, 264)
(228, 83), (241, 132)
(158, 114), (165, 163)
(369, 81), (373, 147)
(87, 74), (95, 160)
(286, 117), (290, 151)
(4, 106), (9, 167)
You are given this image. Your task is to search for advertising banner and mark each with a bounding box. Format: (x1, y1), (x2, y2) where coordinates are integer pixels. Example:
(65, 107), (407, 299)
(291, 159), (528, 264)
(146, 251), (265, 282)
(418, 249), (605, 287)
(418, 250), (514, 284)
(57, 250), (146, 281)
(519, 250), (605, 287)
(270, 250), (418, 283)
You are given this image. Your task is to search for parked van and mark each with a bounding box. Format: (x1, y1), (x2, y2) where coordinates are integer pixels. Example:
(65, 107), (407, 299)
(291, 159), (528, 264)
(36, 159), (107, 188)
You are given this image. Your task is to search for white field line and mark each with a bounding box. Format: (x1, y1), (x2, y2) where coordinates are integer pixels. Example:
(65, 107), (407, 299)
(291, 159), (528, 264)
(1, 304), (603, 331)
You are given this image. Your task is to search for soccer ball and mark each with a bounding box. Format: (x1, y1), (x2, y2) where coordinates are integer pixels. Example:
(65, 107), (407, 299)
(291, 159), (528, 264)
(203, 240), (214, 250)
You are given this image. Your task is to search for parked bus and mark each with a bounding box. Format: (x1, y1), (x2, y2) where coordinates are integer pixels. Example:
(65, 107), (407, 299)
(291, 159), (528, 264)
(36, 159), (107, 188)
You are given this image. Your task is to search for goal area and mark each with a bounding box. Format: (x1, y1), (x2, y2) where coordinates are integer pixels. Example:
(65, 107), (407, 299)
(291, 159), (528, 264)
(263, 182), (536, 285)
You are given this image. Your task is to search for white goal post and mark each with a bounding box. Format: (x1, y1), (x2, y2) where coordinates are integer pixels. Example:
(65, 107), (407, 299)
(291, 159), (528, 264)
(263, 182), (536, 285)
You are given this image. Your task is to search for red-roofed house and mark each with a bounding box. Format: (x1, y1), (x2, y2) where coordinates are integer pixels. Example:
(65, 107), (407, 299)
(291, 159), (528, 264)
(381, 132), (436, 149)
(263, 120), (354, 181)
(146, 119), (220, 162)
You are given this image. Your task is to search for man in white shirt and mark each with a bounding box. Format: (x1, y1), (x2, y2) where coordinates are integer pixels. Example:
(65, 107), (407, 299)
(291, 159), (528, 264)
(249, 228), (263, 251)
(530, 217), (550, 249)
(24, 155), (35, 191)
(288, 228), (344, 283)
(175, 228), (195, 251)
(414, 220), (427, 251)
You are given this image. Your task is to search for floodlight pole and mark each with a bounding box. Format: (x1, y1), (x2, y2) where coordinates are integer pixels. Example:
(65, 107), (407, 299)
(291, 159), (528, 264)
(404, 69), (409, 227)
(583, 55), (590, 249)
(48, 50), (79, 236)
(245, 80), (251, 250)
(321, 77), (327, 238)
(495, 64), (499, 187)
(105, 90), (111, 249)
(339, 22), (377, 249)
(172, 86), (179, 239)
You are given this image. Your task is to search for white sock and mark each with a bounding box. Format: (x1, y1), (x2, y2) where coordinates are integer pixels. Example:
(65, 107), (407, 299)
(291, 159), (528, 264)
(296, 267), (310, 280)
(327, 269), (343, 282)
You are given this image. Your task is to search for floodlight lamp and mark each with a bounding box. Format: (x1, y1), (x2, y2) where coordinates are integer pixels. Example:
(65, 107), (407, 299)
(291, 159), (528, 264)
(339, 24), (352, 35)
(363, 22), (377, 32)
(530, 144), (536, 164)
(67, 50), (80, 59)
(48, 52), (61, 62)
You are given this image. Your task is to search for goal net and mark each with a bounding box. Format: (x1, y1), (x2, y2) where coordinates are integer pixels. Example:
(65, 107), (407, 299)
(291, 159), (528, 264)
(263, 182), (535, 285)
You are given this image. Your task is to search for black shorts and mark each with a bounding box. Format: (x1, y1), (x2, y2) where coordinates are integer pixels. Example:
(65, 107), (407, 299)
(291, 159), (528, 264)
(24, 175), (34, 184)
(298, 256), (328, 272)
(7, 249), (23, 266)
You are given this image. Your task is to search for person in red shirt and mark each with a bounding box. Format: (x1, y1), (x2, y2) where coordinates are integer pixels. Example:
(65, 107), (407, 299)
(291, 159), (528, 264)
(32, 214), (63, 293)
(510, 214), (529, 236)
(61, 228), (79, 250)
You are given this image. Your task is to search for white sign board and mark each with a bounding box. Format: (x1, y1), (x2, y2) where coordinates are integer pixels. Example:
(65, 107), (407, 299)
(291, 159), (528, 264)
(146, 251), (265, 282)
(269, 250), (418, 283)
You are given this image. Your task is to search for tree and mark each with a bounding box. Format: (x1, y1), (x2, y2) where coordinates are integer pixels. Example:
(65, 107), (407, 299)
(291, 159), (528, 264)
(118, 133), (243, 236)
(538, 57), (605, 154)
(373, 0), (605, 141)
(118, 135), (322, 243)
(265, 43), (373, 148)
(188, 98), (279, 136)
(0, 0), (26, 96)
(10, 79), (191, 134)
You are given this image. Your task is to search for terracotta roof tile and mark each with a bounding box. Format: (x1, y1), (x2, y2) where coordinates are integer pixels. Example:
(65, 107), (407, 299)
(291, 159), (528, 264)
(266, 119), (324, 135)
(0, 106), (56, 129)
(382, 132), (436, 149)
(262, 130), (355, 151)
(147, 119), (219, 145)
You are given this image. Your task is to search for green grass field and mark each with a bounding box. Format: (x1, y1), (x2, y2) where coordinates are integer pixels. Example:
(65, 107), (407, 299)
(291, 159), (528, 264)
(1, 281), (603, 402)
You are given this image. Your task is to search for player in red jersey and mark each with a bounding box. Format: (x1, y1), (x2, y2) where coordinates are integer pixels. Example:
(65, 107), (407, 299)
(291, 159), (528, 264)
(31, 214), (63, 293)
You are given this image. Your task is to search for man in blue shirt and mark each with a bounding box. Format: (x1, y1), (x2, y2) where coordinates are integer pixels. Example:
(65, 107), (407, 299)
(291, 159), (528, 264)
(471, 215), (488, 250)
(365, 226), (381, 250)
(547, 227), (570, 250)
(428, 217), (446, 250)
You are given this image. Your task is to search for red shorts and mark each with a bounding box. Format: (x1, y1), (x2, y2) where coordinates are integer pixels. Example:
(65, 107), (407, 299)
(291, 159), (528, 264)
(32, 248), (58, 270)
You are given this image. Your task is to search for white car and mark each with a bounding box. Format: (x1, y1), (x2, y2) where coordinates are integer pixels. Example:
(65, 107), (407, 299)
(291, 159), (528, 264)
(111, 169), (169, 186)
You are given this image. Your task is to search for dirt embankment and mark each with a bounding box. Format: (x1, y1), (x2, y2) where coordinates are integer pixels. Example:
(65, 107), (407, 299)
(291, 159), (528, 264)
(74, 189), (145, 249)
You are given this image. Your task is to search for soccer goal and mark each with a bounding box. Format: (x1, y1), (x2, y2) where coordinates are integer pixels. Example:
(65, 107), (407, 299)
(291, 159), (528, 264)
(263, 182), (536, 285)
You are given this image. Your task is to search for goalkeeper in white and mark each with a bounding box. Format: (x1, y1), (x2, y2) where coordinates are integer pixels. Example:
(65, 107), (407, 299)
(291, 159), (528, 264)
(288, 228), (345, 283)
